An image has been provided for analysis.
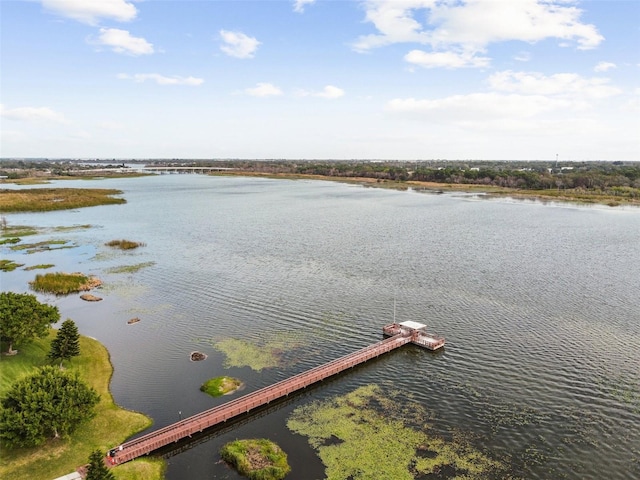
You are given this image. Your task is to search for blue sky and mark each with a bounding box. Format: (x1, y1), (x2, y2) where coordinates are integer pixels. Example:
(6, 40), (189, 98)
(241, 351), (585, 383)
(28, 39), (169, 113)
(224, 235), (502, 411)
(1, 0), (638, 160)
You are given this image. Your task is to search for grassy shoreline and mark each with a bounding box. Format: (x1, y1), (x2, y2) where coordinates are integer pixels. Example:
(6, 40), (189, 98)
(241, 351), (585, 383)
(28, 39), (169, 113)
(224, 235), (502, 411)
(210, 171), (640, 207)
(0, 331), (163, 480)
(0, 188), (125, 212)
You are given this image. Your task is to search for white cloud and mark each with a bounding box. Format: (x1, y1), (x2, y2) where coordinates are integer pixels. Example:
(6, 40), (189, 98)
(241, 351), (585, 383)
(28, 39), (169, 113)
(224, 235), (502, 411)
(42, 0), (137, 25)
(220, 30), (260, 59)
(387, 93), (568, 122)
(245, 83), (283, 97)
(293, 0), (316, 13)
(489, 70), (621, 99)
(404, 49), (490, 68)
(594, 61), (616, 72)
(514, 51), (531, 62)
(95, 28), (154, 55)
(117, 73), (204, 86)
(0, 104), (67, 123)
(296, 85), (345, 99)
(353, 0), (603, 68)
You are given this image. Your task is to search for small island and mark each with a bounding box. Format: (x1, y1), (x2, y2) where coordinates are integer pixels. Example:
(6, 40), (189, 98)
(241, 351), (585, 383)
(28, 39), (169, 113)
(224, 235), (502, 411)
(200, 376), (242, 397)
(220, 438), (290, 480)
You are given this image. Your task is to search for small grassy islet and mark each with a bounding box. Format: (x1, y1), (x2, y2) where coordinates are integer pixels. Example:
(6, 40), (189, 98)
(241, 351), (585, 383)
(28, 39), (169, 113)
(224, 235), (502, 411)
(105, 239), (146, 250)
(200, 376), (242, 397)
(220, 439), (291, 480)
(30, 272), (102, 295)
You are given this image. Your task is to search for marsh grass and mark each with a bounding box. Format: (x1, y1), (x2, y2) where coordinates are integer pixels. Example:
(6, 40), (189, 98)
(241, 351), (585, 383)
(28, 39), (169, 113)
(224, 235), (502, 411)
(0, 332), (153, 480)
(220, 439), (290, 480)
(287, 384), (505, 480)
(105, 239), (146, 250)
(29, 272), (101, 295)
(0, 237), (21, 245)
(200, 376), (242, 397)
(0, 259), (25, 272)
(24, 264), (55, 271)
(3, 227), (38, 237)
(0, 188), (125, 212)
(11, 240), (70, 253)
(106, 262), (155, 274)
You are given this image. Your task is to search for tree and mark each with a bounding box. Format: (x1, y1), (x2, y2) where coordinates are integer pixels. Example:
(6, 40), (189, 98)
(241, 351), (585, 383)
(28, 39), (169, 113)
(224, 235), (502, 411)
(0, 366), (99, 447)
(85, 449), (115, 480)
(48, 319), (80, 367)
(0, 292), (59, 354)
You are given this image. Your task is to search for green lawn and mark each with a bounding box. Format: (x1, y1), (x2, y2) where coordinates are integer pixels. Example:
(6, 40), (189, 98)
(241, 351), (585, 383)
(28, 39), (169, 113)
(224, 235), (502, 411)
(0, 332), (164, 480)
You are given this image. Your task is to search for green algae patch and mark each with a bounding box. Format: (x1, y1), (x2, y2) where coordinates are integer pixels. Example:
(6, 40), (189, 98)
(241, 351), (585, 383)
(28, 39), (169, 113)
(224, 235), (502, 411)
(287, 385), (504, 480)
(212, 332), (306, 372)
(200, 376), (242, 397)
(106, 261), (155, 274)
(220, 439), (290, 480)
(214, 339), (280, 371)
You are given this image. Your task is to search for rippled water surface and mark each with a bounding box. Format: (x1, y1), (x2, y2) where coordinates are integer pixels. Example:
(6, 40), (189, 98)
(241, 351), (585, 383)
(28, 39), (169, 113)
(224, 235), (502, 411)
(3, 175), (639, 479)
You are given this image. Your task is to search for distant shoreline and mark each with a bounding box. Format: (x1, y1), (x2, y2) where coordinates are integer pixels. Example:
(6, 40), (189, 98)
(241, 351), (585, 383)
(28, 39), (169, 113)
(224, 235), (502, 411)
(209, 170), (640, 207)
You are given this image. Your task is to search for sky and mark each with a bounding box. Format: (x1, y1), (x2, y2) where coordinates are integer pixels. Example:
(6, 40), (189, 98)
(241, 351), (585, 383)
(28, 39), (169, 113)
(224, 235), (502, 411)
(1, 0), (639, 161)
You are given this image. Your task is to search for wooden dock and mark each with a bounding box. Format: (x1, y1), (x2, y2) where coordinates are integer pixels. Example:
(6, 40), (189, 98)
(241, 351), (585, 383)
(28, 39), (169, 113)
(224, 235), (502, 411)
(108, 331), (416, 465)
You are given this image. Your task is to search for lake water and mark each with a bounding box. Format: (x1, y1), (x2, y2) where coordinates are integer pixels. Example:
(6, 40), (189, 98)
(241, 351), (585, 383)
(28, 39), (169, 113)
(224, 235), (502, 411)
(2, 174), (639, 479)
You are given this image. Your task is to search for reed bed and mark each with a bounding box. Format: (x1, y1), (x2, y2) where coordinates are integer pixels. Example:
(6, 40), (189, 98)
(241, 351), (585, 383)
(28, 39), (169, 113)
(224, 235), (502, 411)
(0, 188), (125, 212)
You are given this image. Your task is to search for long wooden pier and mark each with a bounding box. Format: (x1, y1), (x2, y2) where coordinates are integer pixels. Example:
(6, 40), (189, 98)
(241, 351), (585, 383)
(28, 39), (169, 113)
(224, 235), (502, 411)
(108, 332), (415, 465)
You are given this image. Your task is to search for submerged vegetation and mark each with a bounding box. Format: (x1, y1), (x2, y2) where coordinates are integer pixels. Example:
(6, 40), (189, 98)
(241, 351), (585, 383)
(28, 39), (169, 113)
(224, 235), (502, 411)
(30, 272), (102, 295)
(287, 384), (505, 480)
(106, 261), (155, 274)
(0, 188), (125, 212)
(105, 239), (146, 250)
(10, 240), (72, 254)
(212, 332), (306, 372)
(200, 376), (242, 397)
(220, 439), (290, 480)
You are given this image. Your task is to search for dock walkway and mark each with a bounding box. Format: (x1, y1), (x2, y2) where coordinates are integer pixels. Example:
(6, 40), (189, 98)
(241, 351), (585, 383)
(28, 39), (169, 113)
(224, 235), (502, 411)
(109, 332), (412, 464)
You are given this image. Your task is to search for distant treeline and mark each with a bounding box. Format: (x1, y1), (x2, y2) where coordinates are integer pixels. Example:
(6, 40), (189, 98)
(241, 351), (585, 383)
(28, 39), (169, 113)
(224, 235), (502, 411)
(2, 159), (639, 198)
(205, 160), (640, 197)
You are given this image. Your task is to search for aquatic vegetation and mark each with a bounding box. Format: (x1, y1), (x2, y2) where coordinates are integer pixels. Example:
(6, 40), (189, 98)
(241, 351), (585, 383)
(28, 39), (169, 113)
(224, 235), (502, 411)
(213, 332), (307, 372)
(0, 237), (21, 245)
(0, 260), (25, 272)
(214, 339), (281, 371)
(10, 240), (73, 254)
(220, 439), (290, 480)
(105, 239), (146, 250)
(53, 224), (92, 232)
(200, 376), (242, 397)
(24, 264), (55, 271)
(1, 225), (38, 237)
(0, 188), (125, 212)
(106, 261), (155, 274)
(29, 272), (102, 295)
(287, 385), (504, 480)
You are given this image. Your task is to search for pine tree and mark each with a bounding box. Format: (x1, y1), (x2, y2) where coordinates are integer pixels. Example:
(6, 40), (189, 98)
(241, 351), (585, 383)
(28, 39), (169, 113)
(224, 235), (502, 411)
(85, 450), (115, 480)
(48, 319), (80, 367)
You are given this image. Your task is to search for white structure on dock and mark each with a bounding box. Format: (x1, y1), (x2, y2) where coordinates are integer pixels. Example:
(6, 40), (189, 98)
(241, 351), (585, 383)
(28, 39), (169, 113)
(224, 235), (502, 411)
(382, 321), (445, 350)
